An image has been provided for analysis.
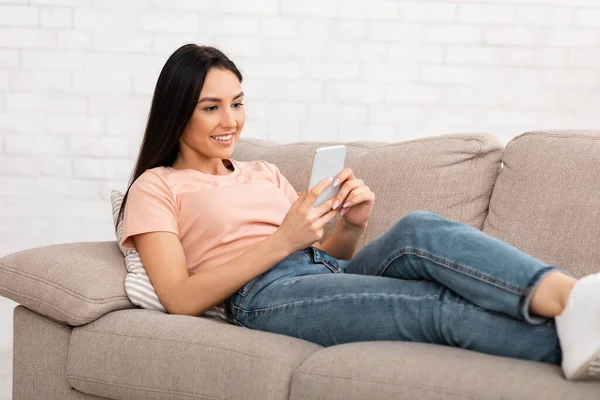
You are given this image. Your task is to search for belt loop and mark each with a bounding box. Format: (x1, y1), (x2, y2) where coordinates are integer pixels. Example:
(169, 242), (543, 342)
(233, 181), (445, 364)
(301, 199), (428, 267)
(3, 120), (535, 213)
(311, 246), (321, 262)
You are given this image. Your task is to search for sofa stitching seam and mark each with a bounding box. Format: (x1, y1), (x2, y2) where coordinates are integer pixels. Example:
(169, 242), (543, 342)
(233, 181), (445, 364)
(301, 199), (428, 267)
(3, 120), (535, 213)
(67, 374), (223, 400)
(16, 306), (73, 334)
(0, 260), (128, 303)
(293, 370), (484, 400)
(4, 288), (120, 324)
(513, 130), (600, 142)
(74, 329), (313, 366)
(459, 139), (483, 224)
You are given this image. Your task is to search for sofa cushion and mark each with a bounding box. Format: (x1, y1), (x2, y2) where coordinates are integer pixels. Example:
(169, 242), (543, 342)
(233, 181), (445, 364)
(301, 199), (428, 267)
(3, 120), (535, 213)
(0, 241), (134, 326)
(233, 133), (503, 252)
(289, 341), (600, 400)
(67, 309), (321, 400)
(483, 130), (600, 278)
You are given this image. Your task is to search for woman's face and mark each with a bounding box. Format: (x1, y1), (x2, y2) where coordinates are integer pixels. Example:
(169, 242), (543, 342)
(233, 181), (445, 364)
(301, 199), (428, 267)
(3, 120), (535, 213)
(180, 68), (245, 161)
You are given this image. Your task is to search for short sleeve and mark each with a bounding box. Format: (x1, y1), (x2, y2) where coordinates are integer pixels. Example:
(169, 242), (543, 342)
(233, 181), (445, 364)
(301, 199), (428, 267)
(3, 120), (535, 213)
(120, 171), (179, 250)
(262, 161), (300, 205)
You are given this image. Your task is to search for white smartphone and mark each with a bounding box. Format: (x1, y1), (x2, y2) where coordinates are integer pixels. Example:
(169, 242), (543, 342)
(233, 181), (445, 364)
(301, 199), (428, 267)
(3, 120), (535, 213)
(308, 145), (347, 207)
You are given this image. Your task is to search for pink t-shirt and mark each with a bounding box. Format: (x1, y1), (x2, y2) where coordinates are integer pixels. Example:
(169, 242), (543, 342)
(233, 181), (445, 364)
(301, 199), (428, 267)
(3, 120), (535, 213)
(120, 159), (300, 276)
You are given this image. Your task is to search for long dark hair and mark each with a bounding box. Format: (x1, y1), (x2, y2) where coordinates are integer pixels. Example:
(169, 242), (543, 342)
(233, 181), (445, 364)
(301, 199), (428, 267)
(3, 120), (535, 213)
(117, 44), (243, 223)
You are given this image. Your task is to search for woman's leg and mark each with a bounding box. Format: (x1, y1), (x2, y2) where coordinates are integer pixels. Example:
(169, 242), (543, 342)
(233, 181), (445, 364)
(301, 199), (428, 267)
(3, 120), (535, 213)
(226, 247), (561, 364)
(530, 271), (576, 317)
(343, 211), (573, 324)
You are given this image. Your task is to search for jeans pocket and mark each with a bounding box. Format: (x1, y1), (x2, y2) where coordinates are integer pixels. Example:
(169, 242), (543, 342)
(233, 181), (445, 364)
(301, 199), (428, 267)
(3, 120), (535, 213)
(237, 273), (262, 298)
(303, 246), (341, 274)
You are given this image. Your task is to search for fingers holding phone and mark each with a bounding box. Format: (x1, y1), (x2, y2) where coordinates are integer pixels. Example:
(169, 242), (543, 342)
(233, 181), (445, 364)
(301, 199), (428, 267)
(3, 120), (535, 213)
(274, 145), (347, 253)
(304, 176), (340, 217)
(328, 168), (376, 227)
(277, 176), (341, 252)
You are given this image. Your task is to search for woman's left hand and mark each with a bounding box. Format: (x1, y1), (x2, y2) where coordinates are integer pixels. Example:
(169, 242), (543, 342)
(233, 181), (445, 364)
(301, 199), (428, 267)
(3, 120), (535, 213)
(331, 168), (375, 228)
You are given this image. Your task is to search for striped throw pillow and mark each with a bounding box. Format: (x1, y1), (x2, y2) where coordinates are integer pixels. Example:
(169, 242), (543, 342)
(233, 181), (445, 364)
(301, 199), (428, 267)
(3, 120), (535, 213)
(110, 190), (228, 321)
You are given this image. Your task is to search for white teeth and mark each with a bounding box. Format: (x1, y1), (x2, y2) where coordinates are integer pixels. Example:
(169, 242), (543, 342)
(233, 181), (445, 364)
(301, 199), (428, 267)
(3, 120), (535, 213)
(211, 134), (233, 141)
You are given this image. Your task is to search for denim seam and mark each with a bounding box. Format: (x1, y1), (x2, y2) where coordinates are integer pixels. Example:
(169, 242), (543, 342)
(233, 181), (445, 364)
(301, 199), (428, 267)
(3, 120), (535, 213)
(231, 318), (248, 328)
(238, 275), (263, 308)
(320, 261), (340, 273)
(303, 248), (340, 273)
(376, 247), (525, 295)
(301, 248), (313, 263)
(231, 292), (439, 314)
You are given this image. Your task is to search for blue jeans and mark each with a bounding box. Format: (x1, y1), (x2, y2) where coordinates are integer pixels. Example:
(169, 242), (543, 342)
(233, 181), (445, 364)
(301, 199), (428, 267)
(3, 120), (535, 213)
(225, 211), (563, 364)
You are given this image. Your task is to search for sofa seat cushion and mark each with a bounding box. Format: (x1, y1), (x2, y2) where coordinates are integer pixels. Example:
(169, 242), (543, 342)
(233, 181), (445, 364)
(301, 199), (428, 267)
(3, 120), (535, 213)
(483, 130), (600, 278)
(233, 133), (503, 253)
(67, 309), (321, 400)
(289, 341), (600, 400)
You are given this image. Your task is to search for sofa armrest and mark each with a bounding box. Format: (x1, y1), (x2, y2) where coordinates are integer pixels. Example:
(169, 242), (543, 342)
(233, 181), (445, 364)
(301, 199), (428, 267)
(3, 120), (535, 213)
(0, 241), (134, 326)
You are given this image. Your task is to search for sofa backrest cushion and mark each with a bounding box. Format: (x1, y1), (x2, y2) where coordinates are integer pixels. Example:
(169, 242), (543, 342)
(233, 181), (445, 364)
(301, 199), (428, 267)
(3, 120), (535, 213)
(483, 130), (600, 277)
(233, 133), (503, 252)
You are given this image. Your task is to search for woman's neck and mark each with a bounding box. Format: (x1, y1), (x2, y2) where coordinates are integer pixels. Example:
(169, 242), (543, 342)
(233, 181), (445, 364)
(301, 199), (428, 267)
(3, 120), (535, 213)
(172, 158), (234, 175)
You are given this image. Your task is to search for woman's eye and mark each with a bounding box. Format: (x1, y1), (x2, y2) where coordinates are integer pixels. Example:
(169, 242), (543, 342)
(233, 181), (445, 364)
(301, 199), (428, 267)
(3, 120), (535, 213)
(204, 106), (217, 112)
(233, 102), (244, 109)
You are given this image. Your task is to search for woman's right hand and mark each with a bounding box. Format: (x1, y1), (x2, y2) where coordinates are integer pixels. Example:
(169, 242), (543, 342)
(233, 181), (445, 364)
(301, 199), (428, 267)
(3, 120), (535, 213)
(275, 177), (340, 253)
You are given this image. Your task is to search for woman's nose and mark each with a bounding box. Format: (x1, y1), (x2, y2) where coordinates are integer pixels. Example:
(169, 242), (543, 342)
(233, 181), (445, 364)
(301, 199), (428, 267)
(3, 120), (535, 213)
(221, 108), (236, 129)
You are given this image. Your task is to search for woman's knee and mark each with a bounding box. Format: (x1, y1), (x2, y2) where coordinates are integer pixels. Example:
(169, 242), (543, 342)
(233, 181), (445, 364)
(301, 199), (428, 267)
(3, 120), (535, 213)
(394, 210), (439, 232)
(390, 211), (451, 240)
(378, 211), (445, 245)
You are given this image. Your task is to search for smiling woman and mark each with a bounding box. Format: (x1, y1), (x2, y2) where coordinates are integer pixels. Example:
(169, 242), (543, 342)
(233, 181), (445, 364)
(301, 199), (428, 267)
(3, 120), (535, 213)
(117, 44), (245, 217)
(116, 43), (309, 320)
(115, 43), (600, 383)
(170, 68), (245, 173)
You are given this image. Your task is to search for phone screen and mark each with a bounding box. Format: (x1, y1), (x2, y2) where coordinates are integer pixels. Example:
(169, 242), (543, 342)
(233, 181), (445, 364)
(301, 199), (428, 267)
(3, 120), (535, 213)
(308, 145), (346, 206)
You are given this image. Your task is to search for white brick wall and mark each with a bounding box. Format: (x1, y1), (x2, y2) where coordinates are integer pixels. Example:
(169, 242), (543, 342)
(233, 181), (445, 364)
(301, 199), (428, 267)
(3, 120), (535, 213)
(0, 0), (599, 360)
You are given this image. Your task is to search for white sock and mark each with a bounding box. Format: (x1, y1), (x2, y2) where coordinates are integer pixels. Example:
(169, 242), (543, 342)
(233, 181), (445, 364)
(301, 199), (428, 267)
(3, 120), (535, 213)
(555, 273), (600, 380)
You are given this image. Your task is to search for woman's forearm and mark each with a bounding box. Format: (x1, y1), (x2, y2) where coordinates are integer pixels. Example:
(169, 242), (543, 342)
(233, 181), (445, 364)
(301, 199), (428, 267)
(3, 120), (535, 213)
(319, 219), (368, 260)
(169, 232), (294, 316)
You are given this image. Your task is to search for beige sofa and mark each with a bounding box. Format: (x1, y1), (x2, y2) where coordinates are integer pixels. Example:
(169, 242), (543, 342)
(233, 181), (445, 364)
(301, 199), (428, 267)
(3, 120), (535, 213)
(2, 130), (600, 400)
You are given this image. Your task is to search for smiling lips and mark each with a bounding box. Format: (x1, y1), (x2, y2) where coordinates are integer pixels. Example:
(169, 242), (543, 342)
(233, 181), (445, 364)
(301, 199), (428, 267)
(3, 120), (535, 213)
(211, 134), (233, 141)
(210, 133), (234, 145)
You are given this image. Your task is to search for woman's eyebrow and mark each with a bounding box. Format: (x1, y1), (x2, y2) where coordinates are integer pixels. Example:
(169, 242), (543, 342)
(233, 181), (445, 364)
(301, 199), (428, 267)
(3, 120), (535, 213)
(197, 91), (244, 104)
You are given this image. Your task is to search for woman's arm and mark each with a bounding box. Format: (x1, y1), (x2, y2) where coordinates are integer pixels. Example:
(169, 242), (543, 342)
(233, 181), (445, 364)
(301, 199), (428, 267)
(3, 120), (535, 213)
(133, 179), (340, 317)
(315, 219), (367, 260)
(134, 230), (295, 316)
